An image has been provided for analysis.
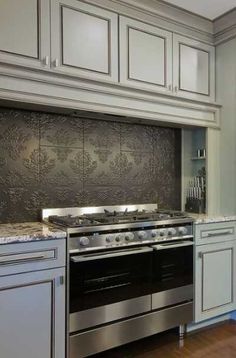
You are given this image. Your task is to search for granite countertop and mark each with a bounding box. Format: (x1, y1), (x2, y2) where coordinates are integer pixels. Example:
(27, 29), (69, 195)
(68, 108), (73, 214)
(188, 213), (236, 224)
(0, 222), (67, 244)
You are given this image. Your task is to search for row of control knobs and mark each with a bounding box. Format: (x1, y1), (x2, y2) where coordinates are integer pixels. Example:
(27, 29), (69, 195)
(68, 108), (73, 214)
(79, 227), (188, 246)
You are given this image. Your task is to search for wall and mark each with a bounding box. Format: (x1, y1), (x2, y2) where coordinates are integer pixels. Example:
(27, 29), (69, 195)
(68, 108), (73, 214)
(216, 38), (236, 214)
(0, 108), (181, 223)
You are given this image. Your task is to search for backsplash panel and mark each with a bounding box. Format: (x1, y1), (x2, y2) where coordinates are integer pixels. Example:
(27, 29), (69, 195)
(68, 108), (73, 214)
(0, 108), (181, 223)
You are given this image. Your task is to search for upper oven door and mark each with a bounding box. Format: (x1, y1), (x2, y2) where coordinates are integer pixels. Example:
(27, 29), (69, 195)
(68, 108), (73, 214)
(152, 240), (193, 293)
(70, 246), (153, 313)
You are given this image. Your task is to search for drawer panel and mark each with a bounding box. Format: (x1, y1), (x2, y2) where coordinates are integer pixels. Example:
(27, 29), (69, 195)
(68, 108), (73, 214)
(0, 239), (66, 276)
(195, 221), (236, 245)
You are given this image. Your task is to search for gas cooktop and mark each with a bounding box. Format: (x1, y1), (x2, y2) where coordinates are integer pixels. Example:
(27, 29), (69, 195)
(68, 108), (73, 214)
(47, 208), (189, 227)
(42, 204), (193, 251)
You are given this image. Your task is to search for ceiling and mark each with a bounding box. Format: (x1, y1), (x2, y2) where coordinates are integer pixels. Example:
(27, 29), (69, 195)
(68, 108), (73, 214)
(163, 0), (236, 20)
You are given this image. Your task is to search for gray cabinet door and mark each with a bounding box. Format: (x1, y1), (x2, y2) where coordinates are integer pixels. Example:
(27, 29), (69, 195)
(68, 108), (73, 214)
(119, 16), (172, 93)
(0, 268), (65, 358)
(173, 34), (215, 102)
(51, 0), (118, 83)
(195, 241), (236, 322)
(0, 0), (50, 69)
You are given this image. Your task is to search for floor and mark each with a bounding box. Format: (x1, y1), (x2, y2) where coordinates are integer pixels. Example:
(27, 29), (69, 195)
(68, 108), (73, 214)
(93, 321), (236, 358)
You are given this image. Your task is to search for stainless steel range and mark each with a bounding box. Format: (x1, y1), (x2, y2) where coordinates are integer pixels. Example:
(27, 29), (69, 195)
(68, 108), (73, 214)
(43, 204), (194, 358)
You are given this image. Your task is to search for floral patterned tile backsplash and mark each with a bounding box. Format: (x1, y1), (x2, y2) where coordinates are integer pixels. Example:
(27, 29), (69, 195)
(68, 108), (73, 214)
(0, 108), (181, 223)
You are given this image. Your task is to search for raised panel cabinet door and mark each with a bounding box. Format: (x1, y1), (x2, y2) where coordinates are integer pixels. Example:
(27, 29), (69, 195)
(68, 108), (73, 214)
(173, 34), (215, 102)
(0, 0), (50, 69)
(0, 268), (66, 358)
(119, 16), (172, 93)
(195, 242), (236, 322)
(51, 0), (118, 83)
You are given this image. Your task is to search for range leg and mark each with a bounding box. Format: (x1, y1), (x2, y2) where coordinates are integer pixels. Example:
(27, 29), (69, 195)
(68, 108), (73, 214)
(179, 324), (186, 340)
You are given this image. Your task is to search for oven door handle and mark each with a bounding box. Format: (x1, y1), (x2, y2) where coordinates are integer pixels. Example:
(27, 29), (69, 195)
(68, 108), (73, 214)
(152, 240), (193, 251)
(70, 246), (153, 262)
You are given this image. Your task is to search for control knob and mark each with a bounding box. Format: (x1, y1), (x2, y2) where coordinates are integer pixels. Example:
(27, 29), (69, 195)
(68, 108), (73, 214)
(106, 235), (114, 243)
(79, 236), (90, 246)
(159, 229), (167, 237)
(115, 235), (123, 242)
(168, 228), (177, 236)
(125, 232), (134, 241)
(178, 227), (188, 236)
(138, 231), (148, 240)
(151, 230), (159, 238)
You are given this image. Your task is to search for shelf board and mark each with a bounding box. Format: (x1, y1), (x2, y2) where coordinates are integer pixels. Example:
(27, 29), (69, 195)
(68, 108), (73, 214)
(191, 156), (206, 161)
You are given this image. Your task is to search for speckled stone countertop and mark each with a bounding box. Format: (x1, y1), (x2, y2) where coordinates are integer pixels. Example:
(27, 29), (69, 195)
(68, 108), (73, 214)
(0, 222), (67, 244)
(189, 213), (236, 225)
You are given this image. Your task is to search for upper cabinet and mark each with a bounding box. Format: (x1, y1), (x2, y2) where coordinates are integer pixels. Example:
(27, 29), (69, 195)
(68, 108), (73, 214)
(119, 16), (172, 93)
(0, 0), (50, 69)
(173, 35), (215, 102)
(0, 1), (217, 106)
(119, 17), (215, 102)
(50, 0), (118, 83)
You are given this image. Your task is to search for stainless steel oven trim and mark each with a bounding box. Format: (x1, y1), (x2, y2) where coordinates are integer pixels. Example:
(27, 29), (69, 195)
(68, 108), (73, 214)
(152, 240), (193, 250)
(152, 284), (193, 310)
(65, 217), (193, 234)
(70, 246), (153, 262)
(70, 294), (151, 333)
(69, 301), (193, 358)
(42, 204), (158, 219)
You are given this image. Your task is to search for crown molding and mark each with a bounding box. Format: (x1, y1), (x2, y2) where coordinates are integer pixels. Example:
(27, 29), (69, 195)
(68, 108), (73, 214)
(214, 8), (236, 45)
(80, 0), (236, 46)
(82, 0), (214, 44)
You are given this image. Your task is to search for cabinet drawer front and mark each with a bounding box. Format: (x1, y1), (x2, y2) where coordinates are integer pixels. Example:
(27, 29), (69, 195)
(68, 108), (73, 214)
(0, 239), (66, 276)
(195, 222), (236, 245)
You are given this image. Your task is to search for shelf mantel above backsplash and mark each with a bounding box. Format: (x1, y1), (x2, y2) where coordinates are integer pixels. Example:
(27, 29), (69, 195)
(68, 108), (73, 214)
(0, 65), (221, 129)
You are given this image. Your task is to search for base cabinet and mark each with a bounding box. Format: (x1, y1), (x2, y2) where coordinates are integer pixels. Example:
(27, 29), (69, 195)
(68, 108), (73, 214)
(0, 239), (66, 358)
(195, 239), (236, 322)
(0, 268), (66, 358)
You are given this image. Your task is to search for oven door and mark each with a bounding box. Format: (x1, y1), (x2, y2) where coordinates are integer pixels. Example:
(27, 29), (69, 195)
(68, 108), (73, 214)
(152, 240), (193, 310)
(70, 246), (153, 332)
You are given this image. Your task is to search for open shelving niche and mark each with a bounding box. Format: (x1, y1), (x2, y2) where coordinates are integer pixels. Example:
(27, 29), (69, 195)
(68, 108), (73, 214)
(182, 128), (206, 214)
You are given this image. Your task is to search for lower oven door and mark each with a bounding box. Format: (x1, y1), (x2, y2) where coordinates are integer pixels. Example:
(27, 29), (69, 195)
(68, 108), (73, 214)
(152, 240), (193, 310)
(70, 246), (153, 332)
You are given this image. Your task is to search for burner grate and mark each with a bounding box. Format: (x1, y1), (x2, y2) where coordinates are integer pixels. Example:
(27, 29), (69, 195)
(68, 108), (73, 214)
(47, 209), (188, 228)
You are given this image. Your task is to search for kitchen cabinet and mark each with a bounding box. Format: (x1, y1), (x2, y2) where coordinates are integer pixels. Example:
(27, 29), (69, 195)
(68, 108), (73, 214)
(0, 239), (66, 358)
(119, 16), (172, 93)
(51, 0), (118, 83)
(173, 35), (215, 102)
(194, 222), (236, 322)
(119, 17), (215, 103)
(0, 0), (50, 69)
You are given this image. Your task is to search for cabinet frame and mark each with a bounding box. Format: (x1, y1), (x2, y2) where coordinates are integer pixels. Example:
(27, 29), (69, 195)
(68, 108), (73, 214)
(195, 240), (236, 322)
(119, 16), (173, 93)
(173, 34), (215, 102)
(0, 0), (50, 69)
(50, 0), (118, 83)
(0, 267), (66, 358)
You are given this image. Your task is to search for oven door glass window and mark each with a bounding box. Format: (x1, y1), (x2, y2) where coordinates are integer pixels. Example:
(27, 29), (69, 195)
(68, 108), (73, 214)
(152, 244), (193, 293)
(70, 248), (152, 312)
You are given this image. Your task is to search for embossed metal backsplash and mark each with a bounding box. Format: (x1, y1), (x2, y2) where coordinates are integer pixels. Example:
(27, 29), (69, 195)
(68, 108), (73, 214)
(0, 108), (181, 223)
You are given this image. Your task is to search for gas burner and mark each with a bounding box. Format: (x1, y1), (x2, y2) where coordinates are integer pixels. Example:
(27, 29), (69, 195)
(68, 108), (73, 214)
(48, 215), (100, 227)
